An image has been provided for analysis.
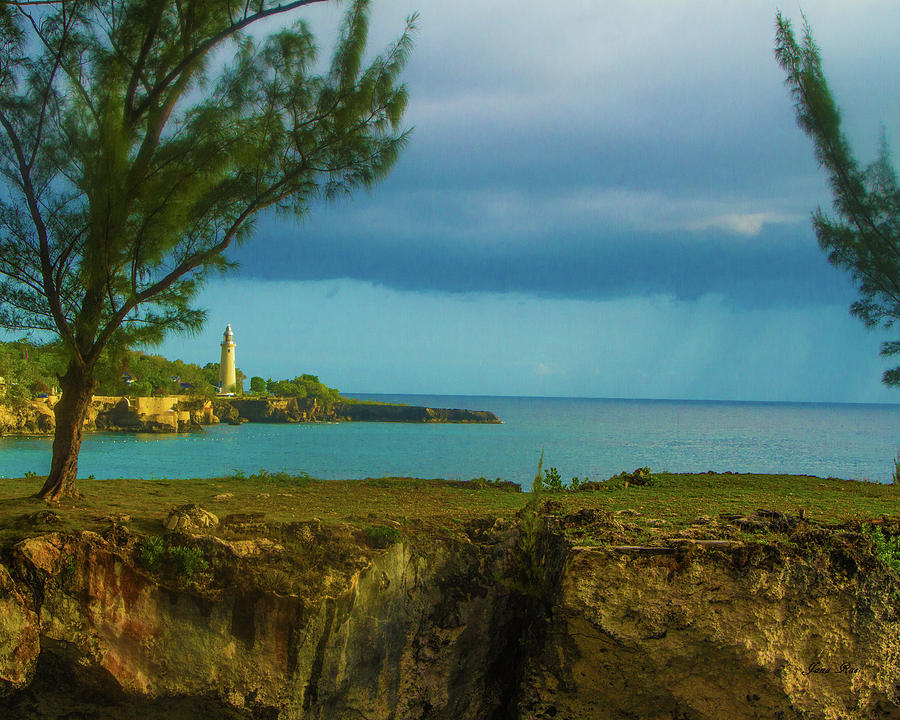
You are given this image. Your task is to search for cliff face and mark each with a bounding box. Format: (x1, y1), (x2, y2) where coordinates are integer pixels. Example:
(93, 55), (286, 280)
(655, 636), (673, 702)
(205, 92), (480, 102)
(0, 400), (54, 435)
(0, 396), (216, 436)
(0, 519), (533, 719)
(0, 513), (898, 719)
(91, 396), (215, 432)
(520, 539), (900, 719)
(226, 397), (322, 423)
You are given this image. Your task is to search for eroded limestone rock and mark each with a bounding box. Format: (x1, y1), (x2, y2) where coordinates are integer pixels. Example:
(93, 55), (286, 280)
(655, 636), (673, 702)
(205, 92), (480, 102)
(0, 521), (529, 719)
(518, 539), (900, 720)
(0, 565), (38, 696)
(165, 504), (219, 532)
(0, 517), (898, 719)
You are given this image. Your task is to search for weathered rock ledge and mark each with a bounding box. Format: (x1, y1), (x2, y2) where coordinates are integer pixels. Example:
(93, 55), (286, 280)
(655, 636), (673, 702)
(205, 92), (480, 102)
(0, 510), (898, 719)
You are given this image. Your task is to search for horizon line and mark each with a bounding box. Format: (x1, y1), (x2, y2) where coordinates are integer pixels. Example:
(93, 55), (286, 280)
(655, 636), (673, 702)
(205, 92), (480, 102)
(343, 391), (900, 408)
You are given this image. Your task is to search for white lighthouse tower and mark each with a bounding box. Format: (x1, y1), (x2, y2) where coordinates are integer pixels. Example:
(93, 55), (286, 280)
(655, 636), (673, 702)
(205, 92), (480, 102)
(219, 324), (237, 394)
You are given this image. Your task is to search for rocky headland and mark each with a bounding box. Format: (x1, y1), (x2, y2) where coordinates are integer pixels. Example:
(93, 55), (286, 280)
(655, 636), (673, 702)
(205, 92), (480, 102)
(0, 492), (897, 719)
(0, 396), (500, 436)
(227, 397), (501, 425)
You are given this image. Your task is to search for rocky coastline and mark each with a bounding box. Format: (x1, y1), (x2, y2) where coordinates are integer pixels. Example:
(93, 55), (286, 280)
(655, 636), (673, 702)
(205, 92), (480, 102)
(0, 396), (500, 436)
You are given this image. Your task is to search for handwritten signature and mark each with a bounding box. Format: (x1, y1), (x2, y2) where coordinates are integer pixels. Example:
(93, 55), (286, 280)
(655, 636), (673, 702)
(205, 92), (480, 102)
(802, 660), (859, 676)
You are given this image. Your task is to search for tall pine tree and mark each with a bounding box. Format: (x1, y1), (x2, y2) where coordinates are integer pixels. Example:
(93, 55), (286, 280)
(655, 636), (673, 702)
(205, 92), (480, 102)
(775, 13), (900, 386)
(0, 0), (415, 500)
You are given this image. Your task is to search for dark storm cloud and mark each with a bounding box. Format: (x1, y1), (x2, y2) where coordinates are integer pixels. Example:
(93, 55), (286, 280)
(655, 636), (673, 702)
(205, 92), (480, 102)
(230, 210), (855, 308)
(230, 89), (843, 307)
(229, 0), (898, 310)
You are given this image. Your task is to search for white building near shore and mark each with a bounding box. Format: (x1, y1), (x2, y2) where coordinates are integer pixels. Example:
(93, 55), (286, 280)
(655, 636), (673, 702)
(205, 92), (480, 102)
(218, 325), (238, 395)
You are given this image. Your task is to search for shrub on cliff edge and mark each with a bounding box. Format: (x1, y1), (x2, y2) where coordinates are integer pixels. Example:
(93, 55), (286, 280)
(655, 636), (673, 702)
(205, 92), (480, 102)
(137, 536), (165, 572)
(363, 526), (402, 548)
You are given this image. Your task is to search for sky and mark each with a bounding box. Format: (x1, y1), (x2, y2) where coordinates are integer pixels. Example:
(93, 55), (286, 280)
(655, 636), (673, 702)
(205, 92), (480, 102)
(155, 0), (900, 403)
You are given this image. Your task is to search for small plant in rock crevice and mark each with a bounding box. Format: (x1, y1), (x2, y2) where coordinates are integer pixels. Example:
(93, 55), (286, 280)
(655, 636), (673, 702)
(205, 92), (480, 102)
(62, 554), (76, 581)
(136, 536), (208, 579)
(864, 525), (900, 574)
(517, 451), (547, 595)
(363, 526), (402, 548)
(167, 545), (209, 579)
(137, 535), (165, 572)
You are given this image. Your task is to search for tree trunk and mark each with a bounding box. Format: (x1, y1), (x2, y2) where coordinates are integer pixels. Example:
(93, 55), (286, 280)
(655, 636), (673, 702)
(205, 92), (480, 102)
(37, 360), (98, 502)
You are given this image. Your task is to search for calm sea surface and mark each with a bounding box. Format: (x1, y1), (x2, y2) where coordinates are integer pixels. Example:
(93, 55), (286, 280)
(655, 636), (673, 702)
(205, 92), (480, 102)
(2, 395), (900, 484)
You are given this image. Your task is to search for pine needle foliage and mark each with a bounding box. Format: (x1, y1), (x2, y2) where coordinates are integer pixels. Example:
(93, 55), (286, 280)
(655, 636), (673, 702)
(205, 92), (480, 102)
(775, 13), (900, 386)
(0, 0), (415, 499)
(517, 450), (545, 595)
(0, 0), (414, 349)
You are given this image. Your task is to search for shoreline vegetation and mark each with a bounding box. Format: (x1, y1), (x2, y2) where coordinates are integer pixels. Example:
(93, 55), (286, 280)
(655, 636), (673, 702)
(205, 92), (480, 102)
(0, 341), (501, 435)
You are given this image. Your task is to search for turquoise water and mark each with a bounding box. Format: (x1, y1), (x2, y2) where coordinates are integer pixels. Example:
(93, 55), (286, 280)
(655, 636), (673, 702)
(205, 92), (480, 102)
(2, 394), (900, 484)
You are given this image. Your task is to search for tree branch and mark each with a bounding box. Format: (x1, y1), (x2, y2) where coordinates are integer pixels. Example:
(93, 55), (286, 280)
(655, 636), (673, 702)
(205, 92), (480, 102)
(123, 4), (164, 120)
(132, 0), (331, 120)
(0, 108), (75, 350)
(26, 0), (71, 170)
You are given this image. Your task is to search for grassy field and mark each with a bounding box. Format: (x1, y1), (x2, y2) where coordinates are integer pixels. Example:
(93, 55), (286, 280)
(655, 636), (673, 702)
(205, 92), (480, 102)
(0, 471), (897, 549)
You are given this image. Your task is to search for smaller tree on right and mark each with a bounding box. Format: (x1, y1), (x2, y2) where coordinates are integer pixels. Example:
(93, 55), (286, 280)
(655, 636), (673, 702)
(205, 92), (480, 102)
(250, 377), (267, 395)
(775, 13), (900, 385)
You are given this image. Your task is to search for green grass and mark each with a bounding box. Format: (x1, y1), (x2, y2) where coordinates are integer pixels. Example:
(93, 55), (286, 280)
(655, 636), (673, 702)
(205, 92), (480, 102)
(0, 471), (897, 551)
(541, 472), (899, 525)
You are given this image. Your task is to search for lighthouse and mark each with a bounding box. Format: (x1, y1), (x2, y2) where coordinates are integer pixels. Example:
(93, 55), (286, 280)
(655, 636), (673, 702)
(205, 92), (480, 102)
(219, 324), (237, 394)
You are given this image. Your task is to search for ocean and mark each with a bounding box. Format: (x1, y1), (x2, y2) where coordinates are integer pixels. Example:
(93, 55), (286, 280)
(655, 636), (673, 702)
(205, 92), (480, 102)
(2, 394), (899, 484)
